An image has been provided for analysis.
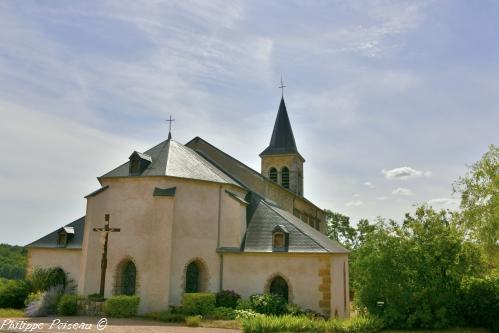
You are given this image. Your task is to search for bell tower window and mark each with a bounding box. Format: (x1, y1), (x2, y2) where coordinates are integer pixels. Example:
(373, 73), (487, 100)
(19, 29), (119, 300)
(269, 167), (278, 183)
(281, 167), (289, 189)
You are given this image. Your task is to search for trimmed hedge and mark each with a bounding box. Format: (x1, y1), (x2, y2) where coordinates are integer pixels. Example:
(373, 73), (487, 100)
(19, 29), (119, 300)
(145, 310), (186, 323)
(104, 295), (140, 318)
(57, 294), (78, 316)
(0, 279), (32, 309)
(182, 292), (216, 315)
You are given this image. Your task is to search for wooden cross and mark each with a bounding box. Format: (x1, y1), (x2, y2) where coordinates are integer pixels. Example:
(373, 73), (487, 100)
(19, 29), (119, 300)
(166, 115), (175, 139)
(93, 214), (121, 296)
(278, 75), (286, 97)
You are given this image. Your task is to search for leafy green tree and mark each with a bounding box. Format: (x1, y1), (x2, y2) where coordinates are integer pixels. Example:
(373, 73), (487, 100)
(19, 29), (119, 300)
(325, 210), (357, 249)
(0, 244), (27, 280)
(353, 206), (484, 329)
(454, 144), (499, 266)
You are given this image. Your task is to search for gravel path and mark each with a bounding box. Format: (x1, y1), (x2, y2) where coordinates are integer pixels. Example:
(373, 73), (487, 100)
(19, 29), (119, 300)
(0, 317), (241, 333)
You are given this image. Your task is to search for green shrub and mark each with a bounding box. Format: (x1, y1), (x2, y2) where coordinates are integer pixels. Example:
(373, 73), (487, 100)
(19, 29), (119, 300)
(236, 298), (253, 310)
(0, 279), (32, 309)
(27, 267), (66, 292)
(249, 293), (287, 315)
(235, 309), (263, 320)
(216, 290), (241, 308)
(182, 293), (216, 315)
(185, 315), (202, 327)
(145, 310), (186, 323)
(104, 295), (140, 318)
(286, 303), (304, 316)
(460, 274), (499, 329)
(57, 294), (78, 316)
(207, 306), (236, 320)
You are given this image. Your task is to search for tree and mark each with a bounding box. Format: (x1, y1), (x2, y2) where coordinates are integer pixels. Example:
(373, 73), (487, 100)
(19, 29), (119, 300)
(353, 206), (484, 329)
(454, 144), (499, 266)
(325, 210), (357, 249)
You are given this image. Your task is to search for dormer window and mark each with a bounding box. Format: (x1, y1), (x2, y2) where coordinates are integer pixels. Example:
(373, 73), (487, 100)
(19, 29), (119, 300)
(272, 225), (289, 252)
(269, 167), (278, 183)
(129, 151), (152, 175)
(57, 227), (74, 247)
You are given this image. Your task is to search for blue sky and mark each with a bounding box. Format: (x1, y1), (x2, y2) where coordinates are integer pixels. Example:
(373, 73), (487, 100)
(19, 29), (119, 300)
(0, 1), (498, 245)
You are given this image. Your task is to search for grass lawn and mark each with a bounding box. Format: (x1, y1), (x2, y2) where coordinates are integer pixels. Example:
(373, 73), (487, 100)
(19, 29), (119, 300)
(0, 308), (24, 317)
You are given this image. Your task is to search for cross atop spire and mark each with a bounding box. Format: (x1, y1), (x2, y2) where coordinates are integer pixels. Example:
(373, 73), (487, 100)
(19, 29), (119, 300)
(278, 75), (286, 98)
(166, 115), (175, 140)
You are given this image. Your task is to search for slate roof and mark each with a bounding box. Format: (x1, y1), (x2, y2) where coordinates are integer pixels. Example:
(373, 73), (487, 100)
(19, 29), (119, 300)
(243, 195), (347, 253)
(101, 139), (238, 186)
(26, 217), (85, 249)
(260, 98), (302, 159)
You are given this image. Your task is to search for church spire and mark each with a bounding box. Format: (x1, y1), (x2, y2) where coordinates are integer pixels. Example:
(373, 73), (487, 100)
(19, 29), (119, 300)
(260, 97), (300, 157)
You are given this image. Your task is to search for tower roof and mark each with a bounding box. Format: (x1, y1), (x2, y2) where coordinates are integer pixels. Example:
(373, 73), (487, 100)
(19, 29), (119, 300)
(260, 97), (302, 158)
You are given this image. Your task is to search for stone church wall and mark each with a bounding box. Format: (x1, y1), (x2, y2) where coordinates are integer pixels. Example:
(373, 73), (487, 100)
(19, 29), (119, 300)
(222, 252), (349, 317)
(27, 248), (82, 288)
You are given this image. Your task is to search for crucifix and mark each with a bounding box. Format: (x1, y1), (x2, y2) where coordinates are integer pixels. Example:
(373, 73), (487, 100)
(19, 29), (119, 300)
(93, 214), (121, 296)
(166, 115), (175, 140)
(278, 75), (286, 97)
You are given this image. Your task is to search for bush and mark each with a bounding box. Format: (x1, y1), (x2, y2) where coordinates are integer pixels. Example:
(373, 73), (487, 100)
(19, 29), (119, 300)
(57, 294), (78, 316)
(27, 267), (66, 292)
(0, 279), (32, 309)
(235, 309), (263, 320)
(216, 290), (241, 308)
(103, 295), (140, 318)
(236, 298), (253, 310)
(460, 274), (499, 329)
(249, 293), (287, 315)
(145, 310), (186, 323)
(185, 315), (202, 327)
(182, 293), (216, 315)
(286, 303), (304, 316)
(207, 306), (236, 320)
(25, 284), (64, 317)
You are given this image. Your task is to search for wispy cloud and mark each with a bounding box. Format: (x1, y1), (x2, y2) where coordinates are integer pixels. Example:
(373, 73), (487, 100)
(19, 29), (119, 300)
(392, 188), (413, 196)
(383, 167), (431, 180)
(427, 197), (459, 209)
(363, 181), (374, 188)
(346, 200), (365, 207)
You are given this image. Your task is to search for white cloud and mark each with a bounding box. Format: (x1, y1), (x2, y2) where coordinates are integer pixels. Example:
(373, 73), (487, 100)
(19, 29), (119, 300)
(427, 197), (460, 208)
(346, 200), (365, 207)
(392, 188), (413, 196)
(363, 181), (374, 188)
(353, 193), (361, 197)
(376, 196), (387, 200)
(382, 167), (431, 180)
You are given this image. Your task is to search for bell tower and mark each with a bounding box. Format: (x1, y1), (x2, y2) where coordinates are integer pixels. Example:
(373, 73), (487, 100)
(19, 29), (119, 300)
(260, 97), (305, 196)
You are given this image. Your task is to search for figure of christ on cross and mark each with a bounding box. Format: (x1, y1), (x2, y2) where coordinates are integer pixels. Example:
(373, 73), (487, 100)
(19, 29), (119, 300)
(93, 214), (120, 296)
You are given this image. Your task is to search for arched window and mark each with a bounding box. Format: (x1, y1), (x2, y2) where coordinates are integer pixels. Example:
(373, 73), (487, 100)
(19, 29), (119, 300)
(269, 276), (289, 302)
(120, 261), (136, 295)
(281, 167), (289, 189)
(269, 167), (278, 183)
(186, 262), (200, 293)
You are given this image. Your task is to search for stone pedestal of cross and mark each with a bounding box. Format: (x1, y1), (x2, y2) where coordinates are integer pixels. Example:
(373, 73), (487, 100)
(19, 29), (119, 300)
(93, 214), (121, 296)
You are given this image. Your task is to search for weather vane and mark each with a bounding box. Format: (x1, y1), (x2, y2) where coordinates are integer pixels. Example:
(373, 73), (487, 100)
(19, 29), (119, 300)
(166, 115), (175, 140)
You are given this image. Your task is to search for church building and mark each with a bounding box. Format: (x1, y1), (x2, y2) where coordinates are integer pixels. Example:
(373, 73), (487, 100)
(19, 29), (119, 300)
(26, 96), (350, 317)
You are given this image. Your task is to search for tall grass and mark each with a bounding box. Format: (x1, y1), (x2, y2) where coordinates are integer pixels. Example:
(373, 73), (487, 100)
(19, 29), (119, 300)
(0, 308), (25, 318)
(241, 314), (384, 333)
